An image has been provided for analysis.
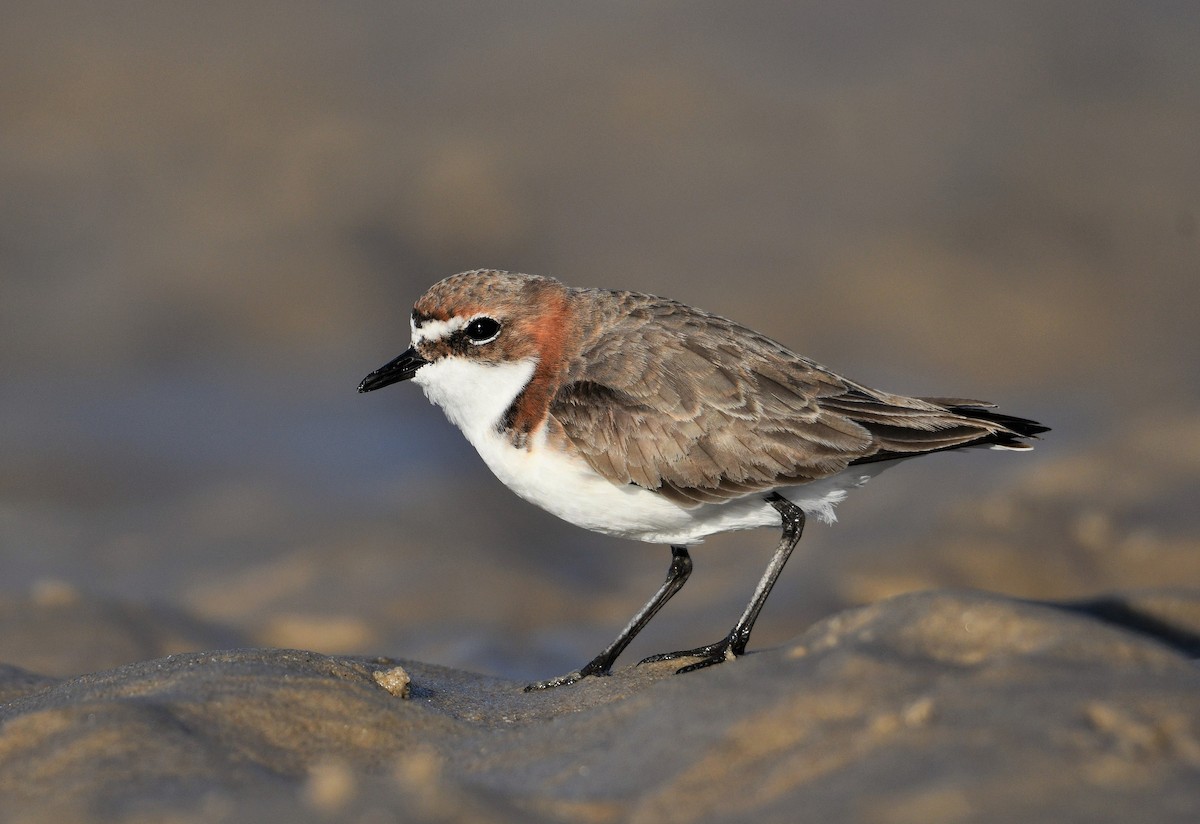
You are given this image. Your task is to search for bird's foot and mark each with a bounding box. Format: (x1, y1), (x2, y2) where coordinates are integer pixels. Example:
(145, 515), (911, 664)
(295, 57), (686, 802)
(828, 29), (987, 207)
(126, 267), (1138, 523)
(638, 636), (737, 675)
(523, 657), (611, 692)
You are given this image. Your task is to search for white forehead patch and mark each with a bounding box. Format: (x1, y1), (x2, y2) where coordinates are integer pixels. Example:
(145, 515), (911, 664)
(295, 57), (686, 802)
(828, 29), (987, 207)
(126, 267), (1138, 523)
(410, 315), (467, 346)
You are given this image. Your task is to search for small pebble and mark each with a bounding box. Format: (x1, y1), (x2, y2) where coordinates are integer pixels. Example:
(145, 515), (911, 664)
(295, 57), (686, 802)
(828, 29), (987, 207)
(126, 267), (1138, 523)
(373, 665), (412, 699)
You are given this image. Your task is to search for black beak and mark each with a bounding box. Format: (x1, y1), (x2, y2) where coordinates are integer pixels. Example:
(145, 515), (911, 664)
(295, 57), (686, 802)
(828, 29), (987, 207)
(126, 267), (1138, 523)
(358, 347), (429, 393)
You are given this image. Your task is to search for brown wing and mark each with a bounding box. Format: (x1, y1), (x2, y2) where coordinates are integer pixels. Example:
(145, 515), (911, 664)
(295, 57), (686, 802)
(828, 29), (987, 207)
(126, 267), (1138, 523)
(549, 290), (1042, 507)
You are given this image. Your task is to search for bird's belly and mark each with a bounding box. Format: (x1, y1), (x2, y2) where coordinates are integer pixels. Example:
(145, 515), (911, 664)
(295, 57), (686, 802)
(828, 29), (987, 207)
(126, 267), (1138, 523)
(465, 425), (896, 545)
(470, 426), (703, 541)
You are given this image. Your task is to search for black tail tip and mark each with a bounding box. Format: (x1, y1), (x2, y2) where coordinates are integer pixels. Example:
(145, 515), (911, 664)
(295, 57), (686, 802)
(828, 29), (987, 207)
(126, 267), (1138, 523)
(944, 404), (1050, 439)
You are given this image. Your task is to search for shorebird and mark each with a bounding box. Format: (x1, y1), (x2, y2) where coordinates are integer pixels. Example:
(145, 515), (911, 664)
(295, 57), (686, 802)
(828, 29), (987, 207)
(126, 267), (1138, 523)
(359, 270), (1047, 690)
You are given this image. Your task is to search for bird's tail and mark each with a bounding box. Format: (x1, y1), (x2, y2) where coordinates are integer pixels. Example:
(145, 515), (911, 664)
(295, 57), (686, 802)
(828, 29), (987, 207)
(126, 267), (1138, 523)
(920, 397), (1050, 450)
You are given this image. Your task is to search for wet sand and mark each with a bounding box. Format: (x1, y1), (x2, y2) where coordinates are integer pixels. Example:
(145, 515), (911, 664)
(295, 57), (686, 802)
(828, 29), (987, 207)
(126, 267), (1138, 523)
(3, 589), (1198, 822)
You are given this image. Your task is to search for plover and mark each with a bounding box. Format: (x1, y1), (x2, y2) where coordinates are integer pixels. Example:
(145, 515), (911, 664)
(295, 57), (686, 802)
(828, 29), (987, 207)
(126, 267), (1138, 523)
(359, 270), (1047, 690)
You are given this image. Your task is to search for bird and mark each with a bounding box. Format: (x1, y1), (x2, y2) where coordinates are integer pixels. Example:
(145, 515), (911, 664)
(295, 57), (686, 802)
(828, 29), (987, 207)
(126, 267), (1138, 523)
(358, 269), (1048, 690)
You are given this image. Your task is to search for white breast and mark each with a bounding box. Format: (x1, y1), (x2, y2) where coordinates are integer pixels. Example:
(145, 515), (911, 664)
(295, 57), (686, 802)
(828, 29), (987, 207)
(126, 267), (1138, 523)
(411, 356), (885, 545)
(411, 356), (535, 440)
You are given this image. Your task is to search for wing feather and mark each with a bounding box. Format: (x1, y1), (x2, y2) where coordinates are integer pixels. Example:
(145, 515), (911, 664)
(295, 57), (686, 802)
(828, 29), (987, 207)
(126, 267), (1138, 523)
(549, 290), (1043, 506)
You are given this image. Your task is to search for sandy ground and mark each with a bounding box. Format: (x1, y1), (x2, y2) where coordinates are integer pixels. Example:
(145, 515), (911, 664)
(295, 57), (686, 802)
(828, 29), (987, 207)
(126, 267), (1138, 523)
(2, 2), (1198, 820)
(2, 590), (1199, 822)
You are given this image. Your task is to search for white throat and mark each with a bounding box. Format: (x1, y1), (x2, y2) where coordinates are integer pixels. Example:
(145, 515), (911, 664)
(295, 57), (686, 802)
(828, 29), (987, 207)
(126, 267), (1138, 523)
(411, 356), (537, 440)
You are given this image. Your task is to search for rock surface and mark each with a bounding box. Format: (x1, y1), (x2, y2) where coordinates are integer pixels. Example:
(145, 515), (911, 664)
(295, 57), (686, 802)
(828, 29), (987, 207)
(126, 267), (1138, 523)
(2, 589), (1198, 823)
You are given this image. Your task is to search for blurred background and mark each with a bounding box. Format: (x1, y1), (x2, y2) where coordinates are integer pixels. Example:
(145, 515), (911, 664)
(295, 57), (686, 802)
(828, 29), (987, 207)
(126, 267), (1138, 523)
(2, 1), (1197, 680)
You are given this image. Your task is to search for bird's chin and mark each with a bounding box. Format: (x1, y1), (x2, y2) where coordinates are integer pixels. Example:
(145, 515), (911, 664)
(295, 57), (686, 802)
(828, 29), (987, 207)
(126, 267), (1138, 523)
(357, 347), (429, 393)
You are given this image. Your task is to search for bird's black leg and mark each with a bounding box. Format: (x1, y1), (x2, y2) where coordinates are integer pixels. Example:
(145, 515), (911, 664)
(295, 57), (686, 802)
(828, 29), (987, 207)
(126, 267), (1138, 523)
(525, 546), (693, 691)
(639, 493), (805, 674)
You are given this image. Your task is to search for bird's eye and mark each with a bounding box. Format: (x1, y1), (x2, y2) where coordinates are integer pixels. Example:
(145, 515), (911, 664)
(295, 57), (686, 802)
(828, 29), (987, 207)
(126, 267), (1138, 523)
(464, 316), (501, 344)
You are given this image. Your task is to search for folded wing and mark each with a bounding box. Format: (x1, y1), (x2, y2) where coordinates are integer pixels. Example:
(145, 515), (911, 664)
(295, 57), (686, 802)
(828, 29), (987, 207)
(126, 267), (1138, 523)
(550, 292), (1046, 507)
